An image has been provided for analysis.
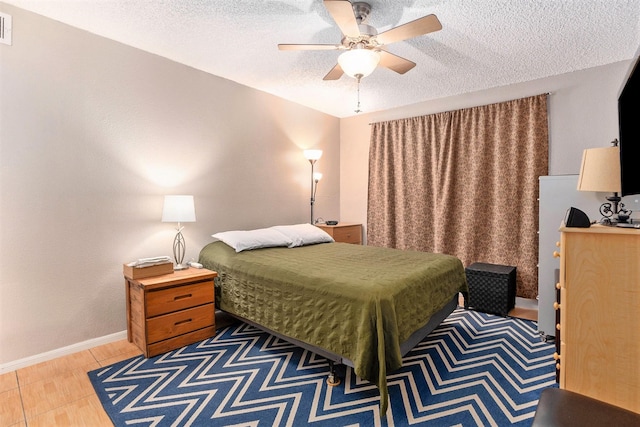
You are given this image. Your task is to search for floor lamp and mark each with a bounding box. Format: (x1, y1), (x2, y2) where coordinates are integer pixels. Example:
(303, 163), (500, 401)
(303, 149), (322, 224)
(162, 195), (196, 270)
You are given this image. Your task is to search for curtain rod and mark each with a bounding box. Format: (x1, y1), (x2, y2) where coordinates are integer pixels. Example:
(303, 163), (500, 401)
(368, 92), (551, 125)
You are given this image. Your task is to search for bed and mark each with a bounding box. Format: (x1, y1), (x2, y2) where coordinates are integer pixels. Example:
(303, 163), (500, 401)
(198, 224), (468, 413)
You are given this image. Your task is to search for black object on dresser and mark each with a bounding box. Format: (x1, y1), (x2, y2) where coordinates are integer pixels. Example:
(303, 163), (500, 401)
(464, 262), (516, 317)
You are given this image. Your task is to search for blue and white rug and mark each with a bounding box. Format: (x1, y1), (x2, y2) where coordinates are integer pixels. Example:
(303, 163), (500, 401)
(89, 309), (557, 426)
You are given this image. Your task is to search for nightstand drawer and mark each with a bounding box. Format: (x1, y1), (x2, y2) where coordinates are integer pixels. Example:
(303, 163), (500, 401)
(146, 281), (214, 317)
(332, 225), (361, 244)
(146, 303), (214, 343)
(147, 327), (216, 357)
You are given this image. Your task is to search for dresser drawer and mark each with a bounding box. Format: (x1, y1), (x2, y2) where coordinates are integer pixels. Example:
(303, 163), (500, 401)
(332, 225), (361, 244)
(146, 303), (215, 343)
(146, 280), (214, 317)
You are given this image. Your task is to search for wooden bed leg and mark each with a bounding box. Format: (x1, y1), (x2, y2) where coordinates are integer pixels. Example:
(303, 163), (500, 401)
(326, 361), (341, 386)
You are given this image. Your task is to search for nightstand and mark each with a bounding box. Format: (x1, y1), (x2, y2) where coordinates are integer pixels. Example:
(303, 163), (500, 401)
(316, 223), (362, 244)
(124, 267), (217, 358)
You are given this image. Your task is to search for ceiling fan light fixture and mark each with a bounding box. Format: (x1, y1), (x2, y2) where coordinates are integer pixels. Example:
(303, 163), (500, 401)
(338, 48), (380, 79)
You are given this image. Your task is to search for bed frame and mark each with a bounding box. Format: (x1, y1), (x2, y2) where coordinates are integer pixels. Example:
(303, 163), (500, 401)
(224, 294), (460, 385)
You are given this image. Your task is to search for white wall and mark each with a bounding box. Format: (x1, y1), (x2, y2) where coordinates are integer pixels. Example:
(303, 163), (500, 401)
(339, 61), (634, 241)
(0, 3), (340, 368)
(2, 1), (636, 370)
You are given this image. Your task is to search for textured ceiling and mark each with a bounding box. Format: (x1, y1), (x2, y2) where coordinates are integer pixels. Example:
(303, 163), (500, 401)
(6, 0), (640, 118)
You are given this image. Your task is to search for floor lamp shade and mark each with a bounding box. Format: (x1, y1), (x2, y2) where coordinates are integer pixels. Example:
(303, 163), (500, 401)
(303, 149), (323, 162)
(162, 195), (196, 270)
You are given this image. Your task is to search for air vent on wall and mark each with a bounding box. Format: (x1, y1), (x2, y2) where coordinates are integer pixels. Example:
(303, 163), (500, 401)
(0, 12), (13, 46)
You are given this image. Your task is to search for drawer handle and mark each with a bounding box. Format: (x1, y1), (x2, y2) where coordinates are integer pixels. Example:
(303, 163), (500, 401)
(174, 318), (192, 326)
(556, 282), (561, 290)
(174, 293), (192, 301)
(553, 251), (560, 258)
(554, 302), (561, 310)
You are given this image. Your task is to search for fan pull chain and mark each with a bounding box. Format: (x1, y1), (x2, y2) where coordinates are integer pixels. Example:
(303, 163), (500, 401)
(354, 74), (362, 113)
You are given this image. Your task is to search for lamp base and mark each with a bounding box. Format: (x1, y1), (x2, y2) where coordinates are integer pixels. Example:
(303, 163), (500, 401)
(173, 263), (189, 271)
(599, 193), (631, 225)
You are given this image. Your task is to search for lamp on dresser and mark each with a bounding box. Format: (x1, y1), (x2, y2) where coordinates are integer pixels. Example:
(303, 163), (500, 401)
(577, 139), (631, 223)
(162, 195), (196, 270)
(303, 149), (322, 224)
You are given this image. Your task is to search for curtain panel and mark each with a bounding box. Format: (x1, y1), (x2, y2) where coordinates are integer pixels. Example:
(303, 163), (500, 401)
(367, 94), (548, 299)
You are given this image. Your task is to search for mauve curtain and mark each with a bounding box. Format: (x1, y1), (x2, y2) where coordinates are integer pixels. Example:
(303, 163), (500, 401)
(367, 94), (548, 299)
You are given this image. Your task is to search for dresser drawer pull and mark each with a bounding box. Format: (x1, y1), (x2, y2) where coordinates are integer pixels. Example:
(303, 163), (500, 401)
(554, 302), (561, 310)
(173, 293), (193, 301)
(553, 352), (561, 370)
(174, 318), (192, 326)
(553, 251), (560, 258)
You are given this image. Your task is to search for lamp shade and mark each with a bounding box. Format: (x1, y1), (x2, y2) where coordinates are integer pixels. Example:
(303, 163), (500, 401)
(338, 48), (380, 78)
(303, 149), (323, 161)
(577, 147), (621, 193)
(162, 195), (196, 222)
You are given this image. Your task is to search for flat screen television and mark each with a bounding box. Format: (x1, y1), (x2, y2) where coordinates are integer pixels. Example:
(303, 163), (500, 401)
(618, 53), (640, 196)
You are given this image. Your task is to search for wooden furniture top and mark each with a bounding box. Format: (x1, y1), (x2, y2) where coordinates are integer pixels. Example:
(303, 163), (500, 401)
(316, 222), (361, 228)
(126, 267), (217, 290)
(560, 223), (640, 235)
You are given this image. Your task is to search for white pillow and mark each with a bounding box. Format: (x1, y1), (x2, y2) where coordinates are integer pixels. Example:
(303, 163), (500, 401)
(271, 223), (334, 247)
(212, 228), (292, 252)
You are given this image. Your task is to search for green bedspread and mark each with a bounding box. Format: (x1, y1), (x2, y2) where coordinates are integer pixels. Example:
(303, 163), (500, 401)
(199, 241), (468, 413)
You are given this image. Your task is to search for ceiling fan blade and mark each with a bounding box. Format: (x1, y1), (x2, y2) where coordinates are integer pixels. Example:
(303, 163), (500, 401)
(278, 44), (341, 51)
(323, 0), (360, 38)
(376, 14), (442, 45)
(378, 50), (416, 74)
(323, 63), (344, 80)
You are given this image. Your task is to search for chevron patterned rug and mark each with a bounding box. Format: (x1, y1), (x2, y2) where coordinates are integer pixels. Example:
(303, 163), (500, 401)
(89, 308), (557, 426)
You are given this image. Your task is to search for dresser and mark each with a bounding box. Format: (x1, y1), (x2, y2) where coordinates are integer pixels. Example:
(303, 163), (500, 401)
(124, 267), (217, 357)
(316, 223), (362, 244)
(538, 175), (605, 339)
(556, 225), (639, 413)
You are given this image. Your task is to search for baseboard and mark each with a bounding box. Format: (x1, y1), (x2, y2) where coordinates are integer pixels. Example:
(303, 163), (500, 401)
(0, 330), (128, 374)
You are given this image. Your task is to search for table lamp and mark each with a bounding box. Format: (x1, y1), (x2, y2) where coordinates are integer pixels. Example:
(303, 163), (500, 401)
(162, 195), (196, 270)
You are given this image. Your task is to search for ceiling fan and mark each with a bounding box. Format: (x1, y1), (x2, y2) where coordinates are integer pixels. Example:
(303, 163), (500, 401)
(278, 0), (442, 81)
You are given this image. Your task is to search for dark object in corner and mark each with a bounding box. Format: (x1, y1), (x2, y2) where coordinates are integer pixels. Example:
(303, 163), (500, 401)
(564, 207), (591, 228)
(532, 388), (640, 427)
(325, 220), (338, 225)
(464, 262), (516, 317)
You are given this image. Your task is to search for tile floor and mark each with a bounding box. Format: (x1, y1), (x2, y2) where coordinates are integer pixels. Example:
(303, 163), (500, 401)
(0, 300), (539, 426)
(0, 340), (141, 426)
